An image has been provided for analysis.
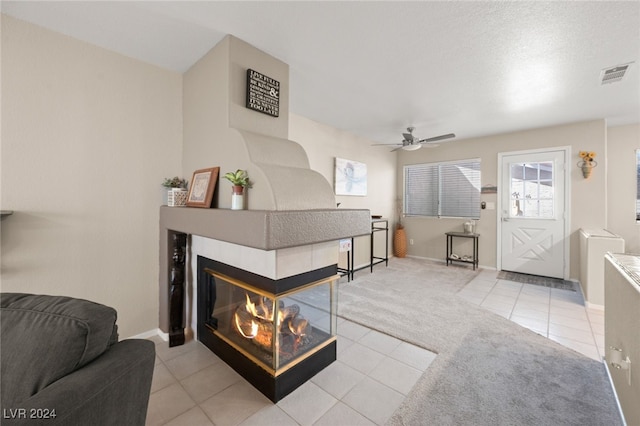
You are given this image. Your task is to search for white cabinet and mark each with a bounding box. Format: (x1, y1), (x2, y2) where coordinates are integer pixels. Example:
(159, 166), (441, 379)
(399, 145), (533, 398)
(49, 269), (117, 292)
(604, 253), (639, 425)
(579, 228), (624, 307)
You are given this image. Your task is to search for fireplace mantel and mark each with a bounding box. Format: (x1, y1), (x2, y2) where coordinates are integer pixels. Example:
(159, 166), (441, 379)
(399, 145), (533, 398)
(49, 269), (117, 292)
(160, 206), (371, 250)
(159, 206), (371, 344)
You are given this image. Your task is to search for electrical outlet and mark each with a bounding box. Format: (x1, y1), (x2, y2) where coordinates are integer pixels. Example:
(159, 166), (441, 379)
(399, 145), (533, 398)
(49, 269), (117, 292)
(410, 239), (414, 245)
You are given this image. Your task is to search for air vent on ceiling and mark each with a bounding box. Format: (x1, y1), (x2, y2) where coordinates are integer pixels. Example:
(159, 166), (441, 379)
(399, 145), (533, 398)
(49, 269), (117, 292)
(600, 63), (631, 85)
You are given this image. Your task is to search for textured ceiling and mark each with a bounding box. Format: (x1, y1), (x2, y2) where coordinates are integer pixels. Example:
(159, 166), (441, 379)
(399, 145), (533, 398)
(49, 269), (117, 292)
(2, 1), (639, 146)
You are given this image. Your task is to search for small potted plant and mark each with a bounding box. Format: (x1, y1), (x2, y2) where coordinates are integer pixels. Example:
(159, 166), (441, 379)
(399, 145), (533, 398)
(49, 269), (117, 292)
(162, 176), (188, 207)
(223, 169), (251, 210)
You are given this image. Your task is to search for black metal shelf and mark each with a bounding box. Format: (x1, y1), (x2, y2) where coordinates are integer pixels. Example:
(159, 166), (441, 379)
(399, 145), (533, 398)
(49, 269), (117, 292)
(339, 218), (389, 281)
(445, 231), (479, 270)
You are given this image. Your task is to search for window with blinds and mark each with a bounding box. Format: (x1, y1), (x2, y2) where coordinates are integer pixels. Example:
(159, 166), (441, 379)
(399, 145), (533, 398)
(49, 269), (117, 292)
(404, 159), (481, 219)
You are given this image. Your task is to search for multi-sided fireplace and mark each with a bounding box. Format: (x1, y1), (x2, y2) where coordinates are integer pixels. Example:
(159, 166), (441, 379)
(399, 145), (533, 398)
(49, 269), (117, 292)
(197, 256), (338, 402)
(159, 208), (370, 403)
(155, 32), (375, 406)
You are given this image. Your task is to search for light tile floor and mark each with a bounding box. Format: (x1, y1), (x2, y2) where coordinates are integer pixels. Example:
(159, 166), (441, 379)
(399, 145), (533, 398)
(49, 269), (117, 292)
(458, 269), (605, 361)
(146, 269), (604, 425)
(145, 317), (437, 426)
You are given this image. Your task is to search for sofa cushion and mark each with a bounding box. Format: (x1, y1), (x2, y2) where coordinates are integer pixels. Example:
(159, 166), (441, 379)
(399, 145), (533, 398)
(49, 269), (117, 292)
(0, 293), (118, 407)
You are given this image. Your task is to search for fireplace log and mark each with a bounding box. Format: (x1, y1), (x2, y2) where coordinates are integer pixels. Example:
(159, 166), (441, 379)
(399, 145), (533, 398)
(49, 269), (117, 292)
(233, 301), (313, 354)
(169, 232), (187, 347)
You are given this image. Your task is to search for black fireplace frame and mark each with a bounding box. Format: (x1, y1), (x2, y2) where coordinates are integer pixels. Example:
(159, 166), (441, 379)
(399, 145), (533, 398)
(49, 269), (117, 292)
(197, 256), (337, 402)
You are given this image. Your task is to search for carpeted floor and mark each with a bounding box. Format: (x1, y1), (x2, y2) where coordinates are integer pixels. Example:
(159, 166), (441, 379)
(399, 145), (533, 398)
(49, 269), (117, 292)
(338, 257), (622, 426)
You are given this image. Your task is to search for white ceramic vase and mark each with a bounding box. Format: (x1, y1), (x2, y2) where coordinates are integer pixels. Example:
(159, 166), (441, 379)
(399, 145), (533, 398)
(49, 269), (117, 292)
(231, 186), (244, 210)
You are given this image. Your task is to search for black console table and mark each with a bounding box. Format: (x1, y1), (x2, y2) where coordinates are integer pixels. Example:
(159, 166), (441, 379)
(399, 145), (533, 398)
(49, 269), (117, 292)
(338, 218), (389, 281)
(445, 232), (479, 270)
(370, 219), (389, 272)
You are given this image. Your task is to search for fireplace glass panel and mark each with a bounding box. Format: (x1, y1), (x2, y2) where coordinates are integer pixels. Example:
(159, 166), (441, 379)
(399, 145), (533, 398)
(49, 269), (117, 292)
(203, 269), (336, 373)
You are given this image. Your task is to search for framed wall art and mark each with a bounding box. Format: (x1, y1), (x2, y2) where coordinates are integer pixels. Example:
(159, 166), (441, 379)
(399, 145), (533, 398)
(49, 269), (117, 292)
(186, 167), (219, 208)
(335, 157), (367, 196)
(246, 68), (280, 117)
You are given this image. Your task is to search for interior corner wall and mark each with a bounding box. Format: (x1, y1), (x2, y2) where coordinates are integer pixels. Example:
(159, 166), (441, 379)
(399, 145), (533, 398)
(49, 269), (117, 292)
(607, 123), (640, 253)
(396, 120), (607, 279)
(0, 15), (183, 338)
(182, 35), (292, 210)
(289, 113), (397, 268)
(228, 36), (289, 139)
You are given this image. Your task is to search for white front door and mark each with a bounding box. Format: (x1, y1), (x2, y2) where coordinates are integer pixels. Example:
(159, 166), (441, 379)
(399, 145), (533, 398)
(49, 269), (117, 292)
(499, 149), (568, 279)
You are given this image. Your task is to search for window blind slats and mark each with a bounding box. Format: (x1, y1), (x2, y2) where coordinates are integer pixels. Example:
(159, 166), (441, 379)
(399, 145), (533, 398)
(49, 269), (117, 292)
(405, 164), (438, 216)
(405, 159), (481, 219)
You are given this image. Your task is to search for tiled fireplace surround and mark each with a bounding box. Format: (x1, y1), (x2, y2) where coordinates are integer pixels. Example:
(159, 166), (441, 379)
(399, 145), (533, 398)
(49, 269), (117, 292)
(159, 206), (371, 401)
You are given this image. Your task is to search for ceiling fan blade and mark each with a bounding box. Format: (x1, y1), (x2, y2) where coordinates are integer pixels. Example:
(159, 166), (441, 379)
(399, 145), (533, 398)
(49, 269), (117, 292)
(390, 145), (405, 152)
(419, 133), (456, 143)
(371, 143), (402, 146)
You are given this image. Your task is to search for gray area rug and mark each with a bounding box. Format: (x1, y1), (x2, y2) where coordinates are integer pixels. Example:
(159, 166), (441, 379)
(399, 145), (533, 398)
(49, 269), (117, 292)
(497, 270), (576, 291)
(338, 257), (622, 426)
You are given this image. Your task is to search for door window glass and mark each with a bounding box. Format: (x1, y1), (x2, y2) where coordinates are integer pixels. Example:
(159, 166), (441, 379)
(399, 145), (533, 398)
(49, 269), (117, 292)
(509, 161), (554, 218)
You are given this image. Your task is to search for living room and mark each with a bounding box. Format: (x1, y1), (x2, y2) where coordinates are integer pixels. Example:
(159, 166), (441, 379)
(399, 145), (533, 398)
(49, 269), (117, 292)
(1, 2), (638, 425)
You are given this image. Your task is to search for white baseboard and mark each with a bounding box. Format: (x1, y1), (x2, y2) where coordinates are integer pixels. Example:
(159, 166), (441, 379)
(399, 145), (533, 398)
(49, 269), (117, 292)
(407, 254), (441, 262)
(585, 301), (605, 311)
(406, 254), (493, 271)
(126, 328), (168, 341)
(604, 358), (628, 426)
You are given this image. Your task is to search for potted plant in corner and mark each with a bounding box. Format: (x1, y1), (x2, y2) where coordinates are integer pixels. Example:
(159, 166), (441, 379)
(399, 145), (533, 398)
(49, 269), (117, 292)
(223, 169), (251, 210)
(162, 176), (188, 207)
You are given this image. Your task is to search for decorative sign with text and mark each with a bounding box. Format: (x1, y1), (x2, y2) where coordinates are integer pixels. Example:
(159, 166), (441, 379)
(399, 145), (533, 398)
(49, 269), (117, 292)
(246, 69), (280, 117)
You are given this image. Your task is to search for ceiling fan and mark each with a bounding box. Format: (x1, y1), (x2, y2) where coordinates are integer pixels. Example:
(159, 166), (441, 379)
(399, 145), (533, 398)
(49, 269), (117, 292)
(374, 127), (456, 151)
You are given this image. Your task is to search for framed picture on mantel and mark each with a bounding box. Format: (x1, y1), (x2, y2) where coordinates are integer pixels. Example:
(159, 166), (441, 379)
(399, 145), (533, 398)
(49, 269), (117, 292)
(186, 167), (219, 208)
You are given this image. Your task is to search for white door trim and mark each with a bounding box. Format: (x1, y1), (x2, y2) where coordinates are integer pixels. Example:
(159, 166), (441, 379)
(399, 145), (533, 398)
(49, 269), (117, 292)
(496, 146), (572, 279)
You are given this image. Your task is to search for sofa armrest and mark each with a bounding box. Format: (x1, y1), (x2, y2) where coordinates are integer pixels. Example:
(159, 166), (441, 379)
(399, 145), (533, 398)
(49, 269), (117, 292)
(2, 339), (155, 426)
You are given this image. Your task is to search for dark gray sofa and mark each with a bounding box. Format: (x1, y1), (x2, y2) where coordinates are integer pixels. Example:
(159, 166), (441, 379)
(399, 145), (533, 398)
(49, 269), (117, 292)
(0, 293), (155, 425)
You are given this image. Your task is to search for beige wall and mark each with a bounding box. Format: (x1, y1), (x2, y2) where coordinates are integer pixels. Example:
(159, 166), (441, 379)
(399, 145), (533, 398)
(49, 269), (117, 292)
(607, 124), (640, 252)
(2, 15), (637, 338)
(183, 35), (336, 211)
(290, 114), (397, 268)
(397, 120), (607, 279)
(0, 17), (393, 337)
(0, 15), (183, 337)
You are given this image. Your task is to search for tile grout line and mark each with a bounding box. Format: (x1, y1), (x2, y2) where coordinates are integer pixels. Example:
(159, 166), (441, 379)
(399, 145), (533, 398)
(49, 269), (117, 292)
(479, 279), (497, 306)
(585, 308), (605, 361)
(507, 282), (526, 321)
(546, 285), (552, 338)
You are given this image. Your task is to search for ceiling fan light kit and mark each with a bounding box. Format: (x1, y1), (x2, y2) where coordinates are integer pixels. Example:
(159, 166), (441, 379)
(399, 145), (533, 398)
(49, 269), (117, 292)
(402, 144), (422, 151)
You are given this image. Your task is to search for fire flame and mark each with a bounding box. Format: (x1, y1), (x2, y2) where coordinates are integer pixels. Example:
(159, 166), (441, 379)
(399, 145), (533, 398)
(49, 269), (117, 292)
(233, 292), (310, 351)
(234, 309), (258, 339)
(245, 294), (275, 322)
